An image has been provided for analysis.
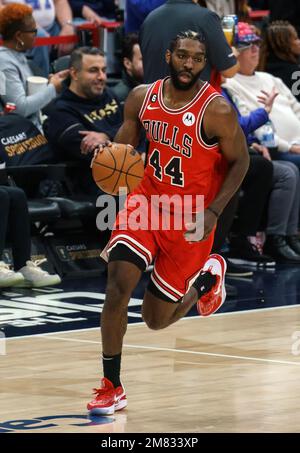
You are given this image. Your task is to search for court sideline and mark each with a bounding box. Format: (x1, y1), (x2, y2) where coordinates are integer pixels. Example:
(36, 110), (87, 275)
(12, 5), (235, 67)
(1, 304), (300, 433)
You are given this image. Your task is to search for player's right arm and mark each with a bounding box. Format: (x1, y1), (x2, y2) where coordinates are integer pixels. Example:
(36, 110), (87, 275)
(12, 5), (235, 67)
(91, 85), (148, 166)
(114, 84), (148, 148)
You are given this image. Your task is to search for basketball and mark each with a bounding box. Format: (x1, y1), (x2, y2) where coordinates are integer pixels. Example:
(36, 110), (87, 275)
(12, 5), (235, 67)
(91, 143), (144, 195)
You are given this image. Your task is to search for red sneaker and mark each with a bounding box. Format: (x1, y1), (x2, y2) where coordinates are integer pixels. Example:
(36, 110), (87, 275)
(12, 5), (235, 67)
(87, 377), (127, 415)
(197, 254), (227, 317)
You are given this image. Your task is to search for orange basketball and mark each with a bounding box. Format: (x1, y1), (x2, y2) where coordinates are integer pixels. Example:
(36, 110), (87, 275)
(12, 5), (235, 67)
(91, 143), (144, 195)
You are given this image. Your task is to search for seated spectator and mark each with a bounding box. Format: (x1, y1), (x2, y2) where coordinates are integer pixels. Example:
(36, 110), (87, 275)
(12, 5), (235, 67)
(69, 0), (117, 26)
(223, 22), (300, 169)
(216, 85), (274, 266)
(259, 21), (300, 102)
(45, 47), (123, 195)
(111, 33), (147, 156)
(0, 0), (76, 74)
(0, 3), (69, 131)
(112, 33), (143, 104)
(214, 146), (275, 267)
(0, 160), (61, 287)
(222, 86), (300, 263)
(0, 111), (54, 165)
(0, 0), (50, 76)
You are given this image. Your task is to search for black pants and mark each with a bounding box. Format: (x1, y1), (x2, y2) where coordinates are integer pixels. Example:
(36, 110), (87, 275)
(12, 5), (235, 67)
(212, 154), (274, 251)
(0, 186), (31, 270)
(233, 155), (273, 235)
(212, 191), (240, 252)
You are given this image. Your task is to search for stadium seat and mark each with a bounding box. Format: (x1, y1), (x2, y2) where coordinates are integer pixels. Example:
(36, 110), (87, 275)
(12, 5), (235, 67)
(28, 199), (61, 223)
(46, 196), (97, 219)
(51, 55), (71, 73)
(5, 163), (97, 221)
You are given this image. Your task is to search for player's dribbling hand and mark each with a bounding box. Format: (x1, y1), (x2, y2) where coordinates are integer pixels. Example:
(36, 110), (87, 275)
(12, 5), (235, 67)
(90, 141), (113, 168)
(79, 131), (110, 155)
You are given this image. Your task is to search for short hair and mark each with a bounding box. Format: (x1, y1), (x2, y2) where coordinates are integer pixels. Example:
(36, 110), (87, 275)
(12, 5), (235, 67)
(169, 30), (206, 53)
(121, 33), (139, 61)
(70, 47), (105, 71)
(0, 3), (33, 40)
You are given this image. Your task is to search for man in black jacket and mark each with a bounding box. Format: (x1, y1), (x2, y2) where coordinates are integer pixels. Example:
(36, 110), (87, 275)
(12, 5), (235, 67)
(140, 0), (239, 86)
(45, 47), (123, 195)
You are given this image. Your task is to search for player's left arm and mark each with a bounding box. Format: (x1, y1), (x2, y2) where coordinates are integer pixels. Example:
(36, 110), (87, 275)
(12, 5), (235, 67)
(90, 85), (148, 166)
(206, 96), (249, 217)
(186, 97), (249, 242)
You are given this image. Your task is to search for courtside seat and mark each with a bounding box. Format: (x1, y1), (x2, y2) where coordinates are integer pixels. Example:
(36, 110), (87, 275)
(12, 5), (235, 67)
(46, 196), (97, 219)
(28, 199), (61, 223)
(6, 163), (98, 221)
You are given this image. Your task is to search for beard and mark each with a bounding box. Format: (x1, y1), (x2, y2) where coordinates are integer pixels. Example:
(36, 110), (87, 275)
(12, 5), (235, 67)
(81, 83), (104, 99)
(169, 59), (202, 91)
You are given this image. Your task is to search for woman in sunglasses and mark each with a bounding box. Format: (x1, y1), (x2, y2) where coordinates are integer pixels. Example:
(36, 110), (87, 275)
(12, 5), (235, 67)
(0, 3), (68, 131)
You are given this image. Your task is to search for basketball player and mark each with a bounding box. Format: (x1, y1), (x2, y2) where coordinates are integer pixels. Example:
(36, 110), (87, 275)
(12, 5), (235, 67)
(87, 30), (249, 415)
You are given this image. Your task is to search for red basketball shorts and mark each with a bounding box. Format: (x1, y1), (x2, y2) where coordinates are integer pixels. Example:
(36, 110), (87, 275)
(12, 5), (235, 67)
(106, 192), (215, 303)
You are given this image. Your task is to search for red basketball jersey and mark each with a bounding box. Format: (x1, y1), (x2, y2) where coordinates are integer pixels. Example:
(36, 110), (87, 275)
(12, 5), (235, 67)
(138, 78), (228, 210)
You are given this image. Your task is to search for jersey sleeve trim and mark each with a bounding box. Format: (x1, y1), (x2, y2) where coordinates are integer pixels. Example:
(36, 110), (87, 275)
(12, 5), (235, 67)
(196, 93), (223, 149)
(139, 81), (159, 121)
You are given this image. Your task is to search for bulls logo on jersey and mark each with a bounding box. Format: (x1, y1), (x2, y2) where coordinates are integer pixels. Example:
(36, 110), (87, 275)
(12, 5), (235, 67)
(182, 112), (195, 126)
(139, 78), (225, 203)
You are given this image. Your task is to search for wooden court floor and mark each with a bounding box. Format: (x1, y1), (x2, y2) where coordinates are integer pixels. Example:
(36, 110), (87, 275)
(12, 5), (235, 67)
(1, 306), (300, 433)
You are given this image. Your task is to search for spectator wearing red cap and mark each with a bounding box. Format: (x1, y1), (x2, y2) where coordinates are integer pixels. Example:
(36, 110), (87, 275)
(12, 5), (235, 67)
(223, 22), (300, 170)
